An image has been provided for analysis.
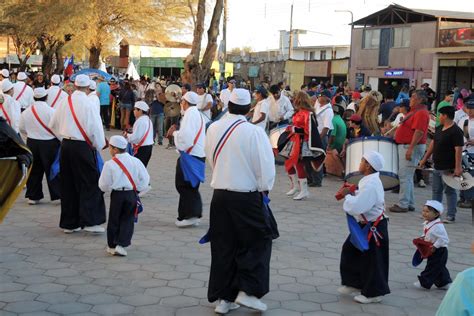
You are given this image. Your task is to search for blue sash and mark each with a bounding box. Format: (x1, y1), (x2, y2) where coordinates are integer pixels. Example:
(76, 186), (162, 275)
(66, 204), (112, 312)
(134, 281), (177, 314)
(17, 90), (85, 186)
(179, 151), (205, 188)
(49, 147), (103, 179)
(346, 214), (370, 252)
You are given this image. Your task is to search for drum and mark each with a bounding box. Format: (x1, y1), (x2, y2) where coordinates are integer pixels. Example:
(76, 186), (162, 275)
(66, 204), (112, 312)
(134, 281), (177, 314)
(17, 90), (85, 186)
(164, 102), (181, 118)
(345, 136), (399, 190)
(269, 123), (289, 149)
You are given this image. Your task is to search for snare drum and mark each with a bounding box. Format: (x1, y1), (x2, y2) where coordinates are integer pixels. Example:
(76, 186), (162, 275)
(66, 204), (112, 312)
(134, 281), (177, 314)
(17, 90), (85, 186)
(345, 136), (399, 190)
(269, 123), (289, 149)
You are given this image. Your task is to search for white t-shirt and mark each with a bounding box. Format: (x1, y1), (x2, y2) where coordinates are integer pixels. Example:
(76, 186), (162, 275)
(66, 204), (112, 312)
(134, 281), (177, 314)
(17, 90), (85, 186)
(252, 99), (270, 130)
(197, 93), (213, 121)
(315, 102), (334, 134)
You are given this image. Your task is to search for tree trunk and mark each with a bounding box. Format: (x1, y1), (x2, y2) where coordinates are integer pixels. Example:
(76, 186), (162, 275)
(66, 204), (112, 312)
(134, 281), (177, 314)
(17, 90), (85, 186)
(199, 0), (223, 83)
(55, 48), (64, 74)
(89, 46), (101, 69)
(18, 56), (29, 71)
(42, 49), (55, 76)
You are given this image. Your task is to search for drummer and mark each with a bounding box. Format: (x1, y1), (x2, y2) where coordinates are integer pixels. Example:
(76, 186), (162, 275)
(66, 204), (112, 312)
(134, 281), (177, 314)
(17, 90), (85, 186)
(419, 106), (464, 223)
(268, 84), (294, 130)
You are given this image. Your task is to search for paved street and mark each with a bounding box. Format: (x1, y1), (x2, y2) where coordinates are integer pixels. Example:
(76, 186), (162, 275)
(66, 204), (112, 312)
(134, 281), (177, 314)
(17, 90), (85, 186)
(1, 133), (473, 316)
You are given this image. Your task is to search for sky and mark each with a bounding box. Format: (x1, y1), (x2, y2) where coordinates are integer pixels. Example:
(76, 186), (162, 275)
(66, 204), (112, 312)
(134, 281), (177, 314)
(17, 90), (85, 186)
(224, 0), (474, 51)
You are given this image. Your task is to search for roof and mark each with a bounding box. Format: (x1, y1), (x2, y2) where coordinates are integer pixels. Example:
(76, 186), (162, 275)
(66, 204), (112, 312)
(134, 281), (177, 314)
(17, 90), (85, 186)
(120, 38), (191, 49)
(293, 45), (350, 50)
(353, 4), (474, 27)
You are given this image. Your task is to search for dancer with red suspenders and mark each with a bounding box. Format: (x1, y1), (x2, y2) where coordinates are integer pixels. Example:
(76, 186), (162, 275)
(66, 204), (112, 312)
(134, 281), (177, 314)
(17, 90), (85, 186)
(13, 72), (34, 112)
(0, 80), (21, 133)
(205, 89), (276, 314)
(46, 74), (67, 109)
(19, 87), (61, 205)
(49, 74), (107, 234)
(99, 135), (149, 257)
(123, 101), (154, 167)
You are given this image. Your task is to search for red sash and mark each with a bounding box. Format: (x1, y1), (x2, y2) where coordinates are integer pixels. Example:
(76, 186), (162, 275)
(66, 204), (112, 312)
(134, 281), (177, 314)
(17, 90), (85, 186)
(67, 95), (93, 147)
(185, 116), (204, 154)
(31, 105), (55, 137)
(424, 221), (443, 236)
(15, 83), (27, 101)
(361, 212), (385, 247)
(133, 118), (152, 155)
(0, 103), (11, 126)
(50, 88), (62, 108)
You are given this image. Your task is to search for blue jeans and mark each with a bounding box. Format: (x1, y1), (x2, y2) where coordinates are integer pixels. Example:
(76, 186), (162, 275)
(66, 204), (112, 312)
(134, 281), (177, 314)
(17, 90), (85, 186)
(313, 135), (328, 185)
(397, 144), (426, 208)
(150, 113), (164, 143)
(432, 170), (457, 218)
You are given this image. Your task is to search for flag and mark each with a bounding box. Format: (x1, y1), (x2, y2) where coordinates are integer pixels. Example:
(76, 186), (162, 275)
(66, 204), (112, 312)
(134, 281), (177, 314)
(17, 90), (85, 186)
(65, 54), (74, 77)
(63, 56), (69, 69)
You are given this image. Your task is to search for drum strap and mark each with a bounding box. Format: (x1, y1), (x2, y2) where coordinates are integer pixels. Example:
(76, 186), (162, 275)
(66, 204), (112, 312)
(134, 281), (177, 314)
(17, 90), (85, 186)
(423, 221), (442, 236)
(133, 118), (152, 155)
(50, 88), (62, 108)
(0, 103), (11, 126)
(31, 105), (55, 137)
(185, 115), (204, 154)
(15, 83), (27, 101)
(212, 119), (245, 164)
(361, 212), (384, 247)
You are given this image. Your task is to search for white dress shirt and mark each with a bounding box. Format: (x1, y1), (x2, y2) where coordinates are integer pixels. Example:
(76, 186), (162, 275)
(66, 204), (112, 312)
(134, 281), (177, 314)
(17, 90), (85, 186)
(276, 94), (294, 121)
(88, 91), (101, 115)
(197, 93), (213, 121)
(344, 172), (385, 222)
(13, 81), (34, 109)
(252, 99), (270, 130)
(99, 153), (150, 192)
(19, 101), (56, 140)
(0, 94), (21, 133)
(173, 106), (205, 157)
(46, 85), (67, 109)
(422, 218), (449, 248)
(127, 115), (154, 146)
(220, 88), (231, 110)
(454, 109), (468, 126)
(205, 113), (275, 192)
(49, 90), (105, 150)
(315, 102), (334, 133)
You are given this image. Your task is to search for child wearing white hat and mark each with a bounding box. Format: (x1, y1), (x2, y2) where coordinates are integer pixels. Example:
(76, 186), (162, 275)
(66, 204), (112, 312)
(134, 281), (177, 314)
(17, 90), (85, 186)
(98, 135), (150, 257)
(413, 200), (452, 290)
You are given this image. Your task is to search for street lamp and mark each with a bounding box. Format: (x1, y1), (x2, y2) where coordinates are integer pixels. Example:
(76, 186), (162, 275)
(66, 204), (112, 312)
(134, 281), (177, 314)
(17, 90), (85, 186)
(335, 10), (354, 84)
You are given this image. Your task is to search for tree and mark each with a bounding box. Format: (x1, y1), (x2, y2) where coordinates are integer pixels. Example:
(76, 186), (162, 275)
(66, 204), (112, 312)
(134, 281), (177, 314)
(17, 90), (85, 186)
(182, 0), (224, 85)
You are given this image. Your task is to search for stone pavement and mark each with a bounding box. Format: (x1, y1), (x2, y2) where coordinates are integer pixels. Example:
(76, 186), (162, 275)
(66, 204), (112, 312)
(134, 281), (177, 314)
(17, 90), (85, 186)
(1, 134), (473, 316)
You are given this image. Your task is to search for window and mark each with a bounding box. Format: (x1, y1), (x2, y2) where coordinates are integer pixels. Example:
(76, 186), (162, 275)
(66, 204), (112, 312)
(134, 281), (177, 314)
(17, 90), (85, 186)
(309, 51), (315, 60)
(363, 29), (380, 49)
(320, 50), (326, 60)
(392, 27), (411, 48)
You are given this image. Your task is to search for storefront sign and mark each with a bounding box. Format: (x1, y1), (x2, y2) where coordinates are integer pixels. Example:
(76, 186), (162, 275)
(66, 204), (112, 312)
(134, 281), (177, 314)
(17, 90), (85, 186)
(439, 28), (474, 47)
(355, 73), (365, 89)
(248, 66), (259, 78)
(384, 70), (404, 76)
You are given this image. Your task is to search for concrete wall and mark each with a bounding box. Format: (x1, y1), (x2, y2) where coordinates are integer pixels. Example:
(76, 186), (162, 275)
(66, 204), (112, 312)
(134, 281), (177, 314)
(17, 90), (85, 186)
(349, 21), (437, 90)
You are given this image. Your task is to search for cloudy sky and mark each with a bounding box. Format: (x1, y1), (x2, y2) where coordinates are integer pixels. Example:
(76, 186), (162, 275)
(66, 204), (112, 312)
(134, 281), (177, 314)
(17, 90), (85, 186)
(224, 0), (474, 51)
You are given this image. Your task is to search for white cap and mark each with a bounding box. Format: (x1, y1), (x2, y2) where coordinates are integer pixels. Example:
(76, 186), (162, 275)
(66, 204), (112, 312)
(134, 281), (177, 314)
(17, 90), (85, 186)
(109, 135), (128, 149)
(89, 80), (96, 90)
(51, 74), (61, 84)
(17, 72), (27, 81)
(424, 200), (444, 214)
(1, 69), (9, 78)
(2, 79), (13, 93)
(134, 101), (149, 112)
(33, 87), (48, 99)
(362, 151), (384, 172)
(230, 88), (251, 106)
(74, 74), (90, 87)
(182, 91), (200, 105)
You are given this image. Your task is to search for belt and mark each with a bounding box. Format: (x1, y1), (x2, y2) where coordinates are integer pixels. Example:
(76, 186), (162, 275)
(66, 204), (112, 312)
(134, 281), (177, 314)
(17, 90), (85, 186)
(112, 187), (133, 192)
(215, 188), (258, 193)
(63, 137), (84, 141)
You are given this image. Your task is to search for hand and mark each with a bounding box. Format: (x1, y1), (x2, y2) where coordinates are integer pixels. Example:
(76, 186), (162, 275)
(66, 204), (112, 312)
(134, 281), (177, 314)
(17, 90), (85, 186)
(467, 139), (474, 146)
(405, 147), (413, 161)
(339, 149), (346, 158)
(453, 166), (463, 177)
(166, 124), (177, 138)
(280, 115), (285, 121)
(418, 159), (426, 169)
(431, 246), (436, 254)
(340, 187), (353, 197)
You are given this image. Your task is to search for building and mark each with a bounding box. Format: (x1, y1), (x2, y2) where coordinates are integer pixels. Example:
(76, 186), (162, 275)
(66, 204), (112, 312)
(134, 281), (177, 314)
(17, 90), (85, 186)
(349, 4), (474, 100)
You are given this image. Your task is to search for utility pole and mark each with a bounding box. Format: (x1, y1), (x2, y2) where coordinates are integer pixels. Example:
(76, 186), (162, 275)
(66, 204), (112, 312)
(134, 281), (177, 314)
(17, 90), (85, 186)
(220, 0), (228, 81)
(288, 3), (293, 60)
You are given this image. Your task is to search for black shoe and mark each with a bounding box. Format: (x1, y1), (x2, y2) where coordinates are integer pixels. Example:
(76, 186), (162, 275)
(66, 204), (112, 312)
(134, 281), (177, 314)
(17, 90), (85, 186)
(408, 206), (415, 212)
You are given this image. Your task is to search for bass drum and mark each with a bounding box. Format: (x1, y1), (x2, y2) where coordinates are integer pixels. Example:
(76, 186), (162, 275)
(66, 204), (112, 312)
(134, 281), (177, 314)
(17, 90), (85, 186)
(269, 123), (289, 149)
(164, 102), (181, 118)
(345, 136), (399, 190)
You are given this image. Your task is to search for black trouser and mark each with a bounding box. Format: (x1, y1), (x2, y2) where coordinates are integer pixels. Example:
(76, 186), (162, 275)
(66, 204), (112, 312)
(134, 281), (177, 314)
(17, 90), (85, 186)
(59, 139), (106, 229)
(175, 157), (203, 220)
(135, 145), (153, 167)
(165, 116), (179, 146)
(418, 247), (451, 289)
(100, 105), (111, 128)
(107, 190), (136, 248)
(340, 218), (390, 298)
(25, 138), (61, 201)
(208, 190), (273, 303)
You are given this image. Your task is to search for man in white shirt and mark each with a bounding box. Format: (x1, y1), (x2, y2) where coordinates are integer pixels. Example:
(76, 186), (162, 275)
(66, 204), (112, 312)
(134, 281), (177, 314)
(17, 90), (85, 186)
(49, 74), (106, 234)
(268, 84), (294, 130)
(251, 86), (270, 130)
(205, 88), (277, 314)
(124, 101), (154, 167)
(46, 74), (67, 109)
(19, 87), (60, 205)
(219, 79), (236, 111)
(167, 91), (206, 228)
(0, 80), (21, 133)
(13, 72), (34, 111)
(88, 80), (101, 115)
(196, 83), (213, 122)
(0, 69), (9, 85)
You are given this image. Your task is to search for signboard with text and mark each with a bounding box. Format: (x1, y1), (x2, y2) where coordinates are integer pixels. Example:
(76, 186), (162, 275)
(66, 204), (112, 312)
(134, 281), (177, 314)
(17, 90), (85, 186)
(439, 28), (474, 47)
(384, 70), (404, 76)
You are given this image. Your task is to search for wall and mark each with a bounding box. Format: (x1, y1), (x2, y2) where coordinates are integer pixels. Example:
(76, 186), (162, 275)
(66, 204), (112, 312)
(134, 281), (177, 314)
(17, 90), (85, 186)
(285, 61), (305, 90)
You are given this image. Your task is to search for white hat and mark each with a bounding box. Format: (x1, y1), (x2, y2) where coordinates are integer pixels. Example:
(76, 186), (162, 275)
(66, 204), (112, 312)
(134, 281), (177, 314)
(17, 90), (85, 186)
(1, 79), (13, 93)
(89, 80), (96, 90)
(134, 101), (149, 112)
(51, 74), (61, 84)
(17, 72), (27, 81)
(424, 200), (444, 214)
(109, 135), (128, 149)
(230, 88), (251, 106)
(33, 87), (47, 99)
(362, 151), (384, 172)
(1, 69), (9, 78)
(74, 74), (90, 87)
(182, 91), (200, 105)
